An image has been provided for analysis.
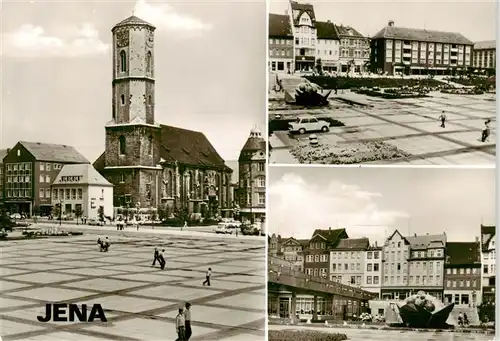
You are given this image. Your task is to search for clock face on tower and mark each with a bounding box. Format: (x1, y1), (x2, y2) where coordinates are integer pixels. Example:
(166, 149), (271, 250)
(116, 30), (129, 48)
(146, 31), (154, 48)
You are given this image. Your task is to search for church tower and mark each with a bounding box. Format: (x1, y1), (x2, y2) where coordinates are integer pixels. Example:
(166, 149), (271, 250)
(103, 15), (161, 210)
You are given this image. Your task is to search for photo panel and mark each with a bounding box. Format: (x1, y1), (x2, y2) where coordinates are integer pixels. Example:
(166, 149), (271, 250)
(0, 1), (267, 340)
(268, 0), (496, 166)
(267, 166), (496, 340)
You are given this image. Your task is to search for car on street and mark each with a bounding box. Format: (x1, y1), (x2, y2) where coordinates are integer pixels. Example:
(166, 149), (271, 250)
(88, 218), (104, 226)
(10, 213), (22, 220)
(215, 224), (241, 234)
(288, 115), (330, 134)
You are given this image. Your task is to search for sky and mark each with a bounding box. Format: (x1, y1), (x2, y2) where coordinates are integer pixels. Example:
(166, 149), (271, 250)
(268, 167), (496, 244)
(0, 0), (266, 163)
(270, 0), (497, 41)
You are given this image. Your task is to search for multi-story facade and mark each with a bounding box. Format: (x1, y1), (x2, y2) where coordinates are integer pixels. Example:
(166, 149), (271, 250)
(481, 225), (496, 303)
(0, 149), (7, 207)
(2, 142), (89, 216)
(336, 24), (370, 74)
(238, 128), (266, 224)
(381, 230), (411, 300)
(406, 233), (446, 300)
(269, 13), (294, 73)
(473, 40), (496, 73)
(288, 1), (317, 71)
(93, 15), (233, 220)
(281, 237), (307, 271)
(329, 238), (369, 288)
(371, 21), (473, 76)
(269, 233), (283, 257)
(315, 20), (340, 73)
(444, 240), (481, 307)
(304, 228), (348, 278)
(51, 164), (114, 220)
(364, 245), (382, 297)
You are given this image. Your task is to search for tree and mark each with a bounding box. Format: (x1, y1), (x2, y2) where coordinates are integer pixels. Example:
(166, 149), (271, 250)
(0, 208), (13, 231)
(74, 206), (83, 225)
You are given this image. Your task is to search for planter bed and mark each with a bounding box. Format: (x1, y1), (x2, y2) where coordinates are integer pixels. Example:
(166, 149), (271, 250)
(441, 88), (484, 95)
(269, 117), (344, 134)
(305, 76), (442, 90)
(447, 77), (495, 88)
(269, 330), (347, 341)
(356, 89), (429, 99)
(291, 141), (411, 164)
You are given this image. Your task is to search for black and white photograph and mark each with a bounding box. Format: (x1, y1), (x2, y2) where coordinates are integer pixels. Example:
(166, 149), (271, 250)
(268, 0), (496, 165)
(0, 1), (267, 340)
(267, 166), (496, 341)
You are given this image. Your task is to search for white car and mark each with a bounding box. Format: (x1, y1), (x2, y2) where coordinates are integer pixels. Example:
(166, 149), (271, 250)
(215, 224), (240, 234)
(10, 213), (22, 220)
(288, 115), (330, 134)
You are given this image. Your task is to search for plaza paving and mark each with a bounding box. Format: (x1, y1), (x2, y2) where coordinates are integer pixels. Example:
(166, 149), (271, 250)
(0, 232), (266, 340)
(269, 325), (495, 341)
(270, 91), (496, 165)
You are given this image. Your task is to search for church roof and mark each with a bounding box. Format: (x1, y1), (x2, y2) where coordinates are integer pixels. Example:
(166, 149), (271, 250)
(93, 124), (232, 172)
(53, 164), (113, 187)
(112, 15), (156, 31)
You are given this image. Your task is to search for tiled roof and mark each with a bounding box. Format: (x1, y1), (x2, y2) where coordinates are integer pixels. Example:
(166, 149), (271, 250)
(239, 132), (266, 162)
(481, 224), (495, 250)
(335, 238), (369, 250)
(269, 13), (293, 38)
(19, 141), (89, 164)
(446, 242), (480, 265)
(290, 1), (316, 26)
(316, 20), (339, 40)
(372, 26), (473, 45)
(474, 40), (496, 50)
(0, 149), (8, 163)
(94, 125), (231, 172)
(112, 15), (155, 31)
(311, 228), (348, 244)
(335, 25), (365, 38)
(298, 239), (309, 246)
(53, 164), (112, 187)
(406, 233), (446, 250)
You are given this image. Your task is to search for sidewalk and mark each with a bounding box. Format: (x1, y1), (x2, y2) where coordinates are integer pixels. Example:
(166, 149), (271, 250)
(24, 222), (265, 243)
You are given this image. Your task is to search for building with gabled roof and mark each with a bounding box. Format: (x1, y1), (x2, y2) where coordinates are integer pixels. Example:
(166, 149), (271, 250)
(330, 237), (369, 288)
(281, 237), (308, 271)
(315, 20), (340, 72)
(92, 15), (233, 221)
(335, 24), (370, 74)
(444, 240), (481, 307)
(287, 0), (318, 71)
(2, 141), (89, 216)
(269, 13), (294, 73)
(304, 227), (348, 278)
(370, 20), (473, 76)
(480, 224), (496, 303)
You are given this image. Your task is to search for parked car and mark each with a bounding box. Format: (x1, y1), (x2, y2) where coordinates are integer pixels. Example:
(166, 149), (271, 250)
(214, 224), (241, 234)
(288, 115), (330, 134)
(218, 218), (242, 228)
(10, 213), (22, 220)
(88, 218), (104, 226)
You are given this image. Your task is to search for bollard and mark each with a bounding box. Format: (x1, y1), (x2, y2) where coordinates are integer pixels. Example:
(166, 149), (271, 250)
(309, 134), (319, 146)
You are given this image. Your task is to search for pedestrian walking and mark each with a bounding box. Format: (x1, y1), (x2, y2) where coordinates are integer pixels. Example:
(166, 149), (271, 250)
(175, 308), (186, 341)
(151, 248), (159, 267)
(438, 111), (447, 128)
(481, 119), (491, 142)
(159, 249), (166, 269)
(182, 220), (187, 231)
(458, 311), (463, 326)
(464, 312), (469, 326)
(202, 267), (212, 286)
(184, 302), (192, 340)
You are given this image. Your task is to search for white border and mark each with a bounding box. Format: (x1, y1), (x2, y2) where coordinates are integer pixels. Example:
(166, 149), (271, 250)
(264, 0), (270, 338)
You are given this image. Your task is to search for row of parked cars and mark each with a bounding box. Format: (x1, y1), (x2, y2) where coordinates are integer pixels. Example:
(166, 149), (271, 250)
(214, 219), (264, 236)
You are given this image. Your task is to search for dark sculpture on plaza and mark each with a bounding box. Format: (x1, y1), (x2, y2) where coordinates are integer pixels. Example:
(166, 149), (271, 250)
(294, 82), (331, 106)
(397, 291), (454, 329)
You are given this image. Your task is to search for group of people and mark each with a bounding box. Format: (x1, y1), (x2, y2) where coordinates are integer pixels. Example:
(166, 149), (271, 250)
(152, 248), (167, 269)
(97, 237), (110, 252)
(175, 302), (193, 341)
(438, 111), (492, 142)
(457, 311), (470, 326)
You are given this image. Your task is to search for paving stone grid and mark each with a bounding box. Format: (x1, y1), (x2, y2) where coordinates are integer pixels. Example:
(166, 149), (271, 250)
(272, 92), (496, 165)
(0, 234), (266, 341)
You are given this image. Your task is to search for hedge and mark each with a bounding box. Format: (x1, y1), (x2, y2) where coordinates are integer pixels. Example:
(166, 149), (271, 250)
(269, 117), (344, 134)
(447, 77), (495, 88)
(269, 330), (348, 341)
(305, 76), (443, 89)
(356, 89), (429, 99)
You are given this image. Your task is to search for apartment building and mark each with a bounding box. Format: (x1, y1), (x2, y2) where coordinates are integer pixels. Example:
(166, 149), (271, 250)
(2, 142), (89, 216)
(364, 245), (383, 297)
(444, 241), (481, 307)
(315, 20), (340, 72)
(280, 237), (308, 271)
(473, 40), (496, 73)
(269, 233), (283, 257)
(304, 228), (348, 278)
(371, 21), (473, 75)
(0, 149), (7, 207)
(329, 238), (369, 287)
(269, 13), (294, 73)
(336, 24), (370, 73)
(481, 225), (496, 303)
(381, 230), (411, 300)
(288, 1), (317, 71)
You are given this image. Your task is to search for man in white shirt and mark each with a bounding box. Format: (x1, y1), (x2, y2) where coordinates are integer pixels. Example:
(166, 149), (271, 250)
(175, 308), (185, 341)
(202, 267), (212, 286)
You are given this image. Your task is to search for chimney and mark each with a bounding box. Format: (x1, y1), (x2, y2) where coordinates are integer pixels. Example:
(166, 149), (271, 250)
(414, 233), (417, 237)
(475, 236), (479, 243)
(6, 148), (10, 154)
(329, 226), (331, 231)
(426, 233), (429, 235)
(374, 241), (378, 247)
(327, 20), (331, 23)
(388, 20), (394, 27)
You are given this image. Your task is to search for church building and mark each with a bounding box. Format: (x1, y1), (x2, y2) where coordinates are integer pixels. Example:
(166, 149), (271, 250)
(93, 15), (233, 220)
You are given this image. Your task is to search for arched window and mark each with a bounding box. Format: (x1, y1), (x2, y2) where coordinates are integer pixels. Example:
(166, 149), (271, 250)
(147, 135), (153, 155)
(120, 94), (125, 106)
(120, 51), (127, 72)
(146, 51), (152, 73)
(119, 135), (126, 155)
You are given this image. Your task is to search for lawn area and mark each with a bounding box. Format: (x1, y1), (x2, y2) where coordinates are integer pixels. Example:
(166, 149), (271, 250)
(305, 76), (443, 89)
(269, 330), (348, 341)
